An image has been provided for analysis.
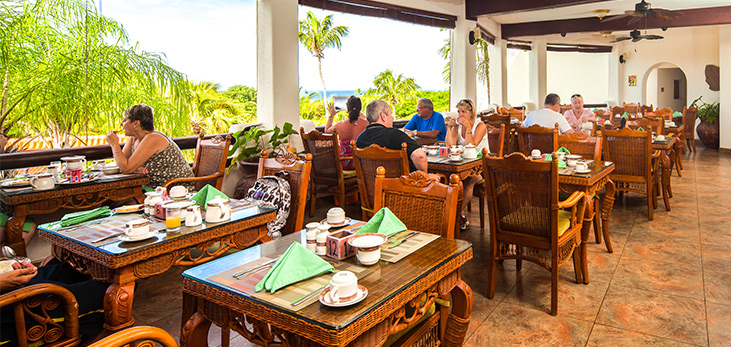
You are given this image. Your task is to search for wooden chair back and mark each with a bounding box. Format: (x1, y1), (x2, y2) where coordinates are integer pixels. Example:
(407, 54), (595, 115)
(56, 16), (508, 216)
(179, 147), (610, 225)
(611, 106), (625, 117)
(623, 102), (640, 114)
(507, 107), (525, 121)
(516, 124), (558, 156)
(655, 107), (673, 120)
(90, 326), (178, 347)
(374, 167), (461, 238)
(0, 283), (82, 347)
(300, 128), (344, 182)
(559, 104), (572, 114)
(486, 124), (506, 156)
(682, 106), (698, 137)
(602, 128), (653, 182)
(558, 132), (602, 162)
(163, 134), (231, 190)
(643, 115), (665, 135)
(639, 104), (654, 115)
(481, 114), (511, 152)
(352, 141), (409, 220)
(594, 109), (610, 122)
(258, 151), (312, 235)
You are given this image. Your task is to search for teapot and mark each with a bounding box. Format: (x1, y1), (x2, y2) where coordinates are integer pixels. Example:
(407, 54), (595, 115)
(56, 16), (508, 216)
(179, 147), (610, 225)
(462, 144), (477, 159)
(205, 197), (231, 223)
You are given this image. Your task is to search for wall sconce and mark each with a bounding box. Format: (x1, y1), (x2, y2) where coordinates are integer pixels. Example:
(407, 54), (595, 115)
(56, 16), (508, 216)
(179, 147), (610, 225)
(560, 33), (567, 37)
(469, 28), (482, 45)
(619, 54), (627, 64)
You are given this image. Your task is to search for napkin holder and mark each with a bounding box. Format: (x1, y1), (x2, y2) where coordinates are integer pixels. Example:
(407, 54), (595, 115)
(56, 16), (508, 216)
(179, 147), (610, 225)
(326, 229), (358, 260)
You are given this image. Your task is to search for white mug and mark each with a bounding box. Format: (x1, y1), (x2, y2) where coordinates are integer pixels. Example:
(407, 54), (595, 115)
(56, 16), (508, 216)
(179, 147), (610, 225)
(327, 271), (358, 304)
(92, 159), (106, 170)
(576, 162), (589, 171)
(30, 173), (54, 190)
(531, 149), (541, 159)
(448, 153), (462, 161)
(169, 185), (188, 199)
(125, 219), (150, 237)
(327, 207), (345, 224)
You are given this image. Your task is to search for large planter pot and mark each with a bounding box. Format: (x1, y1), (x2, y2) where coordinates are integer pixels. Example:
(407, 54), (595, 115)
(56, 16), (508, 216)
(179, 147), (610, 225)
(696, 122), (719, 149)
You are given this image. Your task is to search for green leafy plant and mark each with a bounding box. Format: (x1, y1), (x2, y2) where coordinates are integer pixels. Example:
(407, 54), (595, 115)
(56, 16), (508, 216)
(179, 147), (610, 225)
(229, 122), (298, 169)
(690, 96), (719, 125)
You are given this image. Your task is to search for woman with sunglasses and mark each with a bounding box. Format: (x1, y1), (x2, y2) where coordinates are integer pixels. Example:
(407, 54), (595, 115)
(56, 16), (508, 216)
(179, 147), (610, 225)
(445, 99), (488, 230)
(564, 94), (596, 133)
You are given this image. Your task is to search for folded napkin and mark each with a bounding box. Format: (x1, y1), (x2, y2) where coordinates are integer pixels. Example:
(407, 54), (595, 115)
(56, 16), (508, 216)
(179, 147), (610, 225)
(556, 147), (571, 155)
(60, 206), (111, 227)
(357, 207), (406, 238)
(543, 154), (567, 169)
(142, 185), (154, 193)
(637, 127), (644, 131)
(255, 242), (334, 293)
(622, 112), (630, 118)
(191, 184), (227, 206)
(672, 111), (683, 118)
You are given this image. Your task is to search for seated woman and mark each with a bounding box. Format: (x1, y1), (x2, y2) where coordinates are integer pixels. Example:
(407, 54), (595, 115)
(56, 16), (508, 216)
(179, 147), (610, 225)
(325, 96), (368, 170)
(564, 94), (596, 134)
(106, 104), (194, 189)
(445, 99), (488, 230)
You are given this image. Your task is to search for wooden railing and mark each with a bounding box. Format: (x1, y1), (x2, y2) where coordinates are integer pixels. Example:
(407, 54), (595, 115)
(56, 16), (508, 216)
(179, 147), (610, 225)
(313, 119), (407, 133)
(0, 134), (231, 172)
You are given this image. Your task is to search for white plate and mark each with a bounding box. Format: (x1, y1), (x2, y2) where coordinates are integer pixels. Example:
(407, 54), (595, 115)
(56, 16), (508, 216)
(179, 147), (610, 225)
(0, 178), (30, 188)
(320, 217), (352, 226)
(319, 285), (368, 307)
(574, 168), (592, 174)
(118, 230), (159, 242)
(113, 204), (144, 214)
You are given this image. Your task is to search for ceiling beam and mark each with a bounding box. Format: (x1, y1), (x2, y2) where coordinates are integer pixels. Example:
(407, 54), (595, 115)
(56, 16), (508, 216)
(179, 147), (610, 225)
(501, 6), (731, 39)
(466, 0), (612, 20)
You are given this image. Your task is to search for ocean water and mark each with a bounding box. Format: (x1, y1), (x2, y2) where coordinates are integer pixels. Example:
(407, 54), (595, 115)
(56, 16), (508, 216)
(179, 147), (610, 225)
(306, 90), (358, 101)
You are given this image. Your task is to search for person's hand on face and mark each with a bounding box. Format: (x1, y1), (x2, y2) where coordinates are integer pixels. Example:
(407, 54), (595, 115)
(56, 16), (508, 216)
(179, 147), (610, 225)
(106, 130), (119, 146)
(448, 117), (458, 130)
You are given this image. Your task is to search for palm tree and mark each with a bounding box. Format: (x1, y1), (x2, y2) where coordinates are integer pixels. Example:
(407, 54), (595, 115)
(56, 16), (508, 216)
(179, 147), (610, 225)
(298, 11), (349, 115)
(440, 33), (491, 102)
(367, 70), (420, 108)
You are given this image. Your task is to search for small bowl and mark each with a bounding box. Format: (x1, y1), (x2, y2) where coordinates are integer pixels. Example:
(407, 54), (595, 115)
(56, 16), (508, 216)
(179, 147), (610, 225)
(102, 166), (120, 175)
(348, 233), (388, 266)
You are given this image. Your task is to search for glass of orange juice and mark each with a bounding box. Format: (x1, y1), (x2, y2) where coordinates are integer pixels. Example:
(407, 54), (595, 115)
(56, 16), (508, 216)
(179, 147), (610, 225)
(166, 206), (181, 232)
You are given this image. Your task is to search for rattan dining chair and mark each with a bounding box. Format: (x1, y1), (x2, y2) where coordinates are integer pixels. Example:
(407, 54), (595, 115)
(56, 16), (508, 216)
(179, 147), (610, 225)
(300, 128), (359, 217)
(610, 106), (625, 117)
(623, 102), (640, 115)
(163, 134), (231, 190)
(0, 283), (82, 347)
(482, 152), (587, 315)
(373, 167), (461, 238)
(89, 326), (177, 347)
(639, 104), (654, 115)
(602, 128), (662, 221)
(682, 106), (698, 152)
(481, 114), (511, 154)
(352, 141), (409, 221)
(516, 124), (558, 156)
(258, 151), (312, 235)
(471, 124), (506, 228)
(558, 133), (612, 252)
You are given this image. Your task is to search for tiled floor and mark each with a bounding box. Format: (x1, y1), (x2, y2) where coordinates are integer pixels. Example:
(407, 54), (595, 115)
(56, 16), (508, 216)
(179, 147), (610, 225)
(129, 143), (731, 346)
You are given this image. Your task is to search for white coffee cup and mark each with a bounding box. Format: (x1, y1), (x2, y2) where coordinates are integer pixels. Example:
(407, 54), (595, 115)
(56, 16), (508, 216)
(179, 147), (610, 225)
(576, 162), (589, 172)
(448, 153), (462, 161)
(125, 219), (150, 237)
(531, 149), (541, 159)
(30, 173), (55, 190)
(327, 271), (358, 304)
(92, 159), (106, 170)
(566, 155), (582, 167)
(427, 146), (438, 156)
(327, 207), (346, 224)
(169, 185), (188, 199)
(656, 135), (666, 141)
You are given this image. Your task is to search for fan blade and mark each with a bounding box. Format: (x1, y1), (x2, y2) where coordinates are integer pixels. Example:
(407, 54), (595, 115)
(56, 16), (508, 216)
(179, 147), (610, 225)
(632, 37), (642, 42)
(652, 8), (680, 20)
(627, 16), (643, 26)
(610, 37), (632, 43)
(602, 14), (631, 23)
(625, 10), (643, 17)
(643, 35), (664, 40)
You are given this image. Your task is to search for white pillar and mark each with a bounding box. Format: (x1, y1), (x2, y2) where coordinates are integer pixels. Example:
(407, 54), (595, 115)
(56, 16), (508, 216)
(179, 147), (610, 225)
(491, 38), (508, 107)
(720, 25), (731, 150)
(528, 38), (547, 106)
(257, 0), (300, 133)
(450, 12), (477, 110)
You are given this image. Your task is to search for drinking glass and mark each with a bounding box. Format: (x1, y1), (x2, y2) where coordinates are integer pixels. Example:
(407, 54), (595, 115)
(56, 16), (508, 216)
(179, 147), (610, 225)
(166, 206), (181, 232)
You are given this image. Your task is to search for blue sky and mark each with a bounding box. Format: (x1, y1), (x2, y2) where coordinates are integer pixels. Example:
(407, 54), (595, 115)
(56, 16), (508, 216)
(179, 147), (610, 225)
(101, 0), (450, 92)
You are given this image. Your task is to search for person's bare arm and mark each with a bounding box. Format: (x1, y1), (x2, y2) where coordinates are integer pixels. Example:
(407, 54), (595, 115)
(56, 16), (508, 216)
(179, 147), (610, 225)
(110, 132), (167, 173)
(445, 118), (458, 146)
(0, 263), (37, 292)
(414, 129), (440, 138)
(411, 148), (428, 173)
(325, 103), (337, 133)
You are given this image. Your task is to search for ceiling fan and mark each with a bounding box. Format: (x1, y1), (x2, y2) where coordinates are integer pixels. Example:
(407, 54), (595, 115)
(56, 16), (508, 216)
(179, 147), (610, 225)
(610, 29), (663, 43)
(602, 0), (681, 25)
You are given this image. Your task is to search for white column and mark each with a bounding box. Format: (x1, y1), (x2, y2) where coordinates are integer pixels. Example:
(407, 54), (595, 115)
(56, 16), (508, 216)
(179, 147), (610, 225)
(257, 0), (300, 132)
(491, 38), (508, 107)
(720, 25), (731, 150)
(528, 37), (547, 106)
(450, 11), (477, 110)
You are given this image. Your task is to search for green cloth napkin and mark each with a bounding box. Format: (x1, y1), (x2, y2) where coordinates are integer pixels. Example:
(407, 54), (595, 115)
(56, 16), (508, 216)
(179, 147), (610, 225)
(556, 147), (571, 155)
(357, 207), (406, 238)
(637, 127), (644, 131)
(622, 112), (630, 118)
(142, 185), (154, 193)
(543, 154), (566, 169)
(255, 242), (334, 293)
(60, 206), (111, 227)
(191, 184), (227, 206)
(0, 212), (7, 227)
(672, 111), (683, 118)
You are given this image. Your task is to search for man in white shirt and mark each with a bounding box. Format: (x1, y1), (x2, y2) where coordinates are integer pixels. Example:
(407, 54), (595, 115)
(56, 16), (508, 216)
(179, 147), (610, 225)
(523, 93), (575, 134)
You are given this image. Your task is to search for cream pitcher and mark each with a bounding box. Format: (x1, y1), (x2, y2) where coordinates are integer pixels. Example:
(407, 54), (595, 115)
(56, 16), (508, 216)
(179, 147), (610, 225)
(185, 205), (202, 226)
(205, 197), (231, 223)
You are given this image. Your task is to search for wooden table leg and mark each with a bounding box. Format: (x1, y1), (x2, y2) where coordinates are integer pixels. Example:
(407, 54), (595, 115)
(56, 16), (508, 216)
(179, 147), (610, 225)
(103, 281), (136, 331)
(667, 148), (676, 197)
(580, 194), (595, 284)
(5, 205), (27, 257)
(601, 181), (616, 253)
(660, 151), (672, 211)
(443, 279), (473, 347)
(181, 294), (211, 347)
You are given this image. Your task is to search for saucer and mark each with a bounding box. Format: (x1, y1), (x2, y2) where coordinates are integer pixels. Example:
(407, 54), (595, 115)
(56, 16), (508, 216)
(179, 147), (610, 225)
(118, 230), (158, 242)
(319, 285), (368, 307)
(449, 156), (462, 162)
(574, 168), (592, 174)
(320, 217), (352, 226)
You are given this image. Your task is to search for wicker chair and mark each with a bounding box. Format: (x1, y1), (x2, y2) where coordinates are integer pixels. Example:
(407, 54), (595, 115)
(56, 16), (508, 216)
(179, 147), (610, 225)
(373, 167), (461, 238)
(639, 104), (654, 115)
(558, 133), (612, 252)
(642, 115), (665, 135)
(471, 124), (506, 228)
(163, 134), (231, 191)
(594, 109), (610, 122)
(299, 128), (359, 216)
(258, 151), (312, 235)
(0, 283), (82, 347)
(352, 141), (409, 221)
(516, 124), (558, 156)
(682, 106), (698, 152)
(480, 114), (511, 154)
(482, 152), (587, 315)
(89, 326), (177, 347)
(610, 106), (625, 117)
(602, 128), (662, 220)
(623, 102), (640, 115)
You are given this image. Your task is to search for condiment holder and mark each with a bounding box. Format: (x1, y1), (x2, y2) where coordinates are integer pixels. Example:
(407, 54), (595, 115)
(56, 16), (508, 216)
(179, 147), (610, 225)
(305, 222), (320, 253)
(316, 224), (331, 256)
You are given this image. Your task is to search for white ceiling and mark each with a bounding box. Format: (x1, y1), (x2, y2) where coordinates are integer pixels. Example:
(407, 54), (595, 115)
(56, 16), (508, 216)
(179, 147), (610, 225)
(488, 0), (730, 24)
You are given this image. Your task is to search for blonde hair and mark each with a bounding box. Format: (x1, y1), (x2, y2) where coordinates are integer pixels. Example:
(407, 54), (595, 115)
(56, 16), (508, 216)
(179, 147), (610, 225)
(456, 99), (475, 120)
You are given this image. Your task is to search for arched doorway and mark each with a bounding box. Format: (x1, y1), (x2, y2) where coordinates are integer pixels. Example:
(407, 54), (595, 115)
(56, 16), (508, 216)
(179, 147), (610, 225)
(643, 62), (687, 111)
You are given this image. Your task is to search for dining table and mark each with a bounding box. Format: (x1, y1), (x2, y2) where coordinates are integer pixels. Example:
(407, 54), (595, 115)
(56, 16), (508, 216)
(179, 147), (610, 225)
(426, 155), (483, 238)
(0, 173), (149, 257)
(37, 201), (276, 331)
(558, 160), (616, 284)
(179, 227), (473, 347)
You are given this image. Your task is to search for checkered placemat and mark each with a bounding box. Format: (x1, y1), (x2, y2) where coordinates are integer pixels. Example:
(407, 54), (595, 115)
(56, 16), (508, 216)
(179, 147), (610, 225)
(379, 231), (439, 263)
(47, 213), (165, 247)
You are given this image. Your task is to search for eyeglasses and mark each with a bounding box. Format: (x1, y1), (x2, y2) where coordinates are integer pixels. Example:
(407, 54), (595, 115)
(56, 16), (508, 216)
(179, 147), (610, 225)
(417, 106), (427, 110)
(571, 94), (582, 99)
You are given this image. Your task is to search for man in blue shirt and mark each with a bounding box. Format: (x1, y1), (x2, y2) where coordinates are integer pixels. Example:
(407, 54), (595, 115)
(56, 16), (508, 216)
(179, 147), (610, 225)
(403, 98), (447, 141)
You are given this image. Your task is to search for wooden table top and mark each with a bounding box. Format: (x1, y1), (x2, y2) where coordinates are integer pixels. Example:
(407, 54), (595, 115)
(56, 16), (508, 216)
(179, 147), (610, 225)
(183, 230), (472, 331)
(0, 173), (148, 203)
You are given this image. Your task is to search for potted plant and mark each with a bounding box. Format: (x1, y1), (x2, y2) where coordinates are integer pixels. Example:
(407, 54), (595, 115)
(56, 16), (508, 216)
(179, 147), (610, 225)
(690, 96), (719, 149)
(228, 122), (298, 198)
